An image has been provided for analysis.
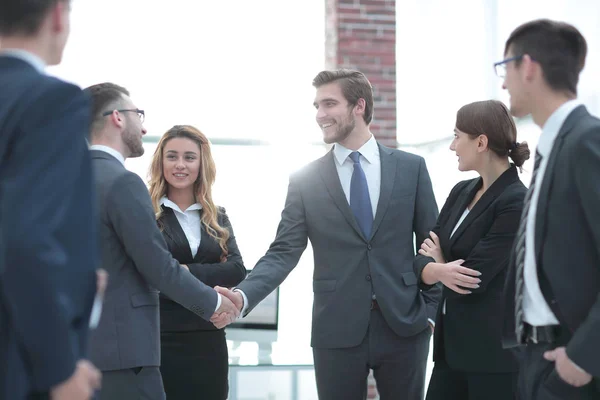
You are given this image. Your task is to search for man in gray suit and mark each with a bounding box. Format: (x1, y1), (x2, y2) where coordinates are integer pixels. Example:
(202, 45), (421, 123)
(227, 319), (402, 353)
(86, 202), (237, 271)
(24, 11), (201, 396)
(216, 69), (440, 399)
(85, 83), (239, 400)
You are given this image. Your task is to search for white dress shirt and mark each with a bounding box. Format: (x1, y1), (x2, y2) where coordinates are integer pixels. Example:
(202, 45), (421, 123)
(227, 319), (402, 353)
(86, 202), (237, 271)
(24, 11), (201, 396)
(442, 208), (471, 315)
(89, 145), (126, 165)
(0, 49), (46, 72)
(333, 135), (381, 217)
(523, 100), (581, 326)
(160, 197), (203, 258)
(158, 198), (221, 312)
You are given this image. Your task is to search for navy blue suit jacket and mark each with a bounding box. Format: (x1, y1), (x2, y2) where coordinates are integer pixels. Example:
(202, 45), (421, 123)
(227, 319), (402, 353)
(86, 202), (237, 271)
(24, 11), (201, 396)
(0, 55), (98, 399)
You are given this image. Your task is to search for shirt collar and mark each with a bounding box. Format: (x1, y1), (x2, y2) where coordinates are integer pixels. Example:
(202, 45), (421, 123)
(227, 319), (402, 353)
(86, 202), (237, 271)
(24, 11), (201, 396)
(538, 99), (582, 157)
(333, 135), (379, 166)
(0, 49), (46, 73)
(89, 145), (126, 165)
(160, 196), (202, 214)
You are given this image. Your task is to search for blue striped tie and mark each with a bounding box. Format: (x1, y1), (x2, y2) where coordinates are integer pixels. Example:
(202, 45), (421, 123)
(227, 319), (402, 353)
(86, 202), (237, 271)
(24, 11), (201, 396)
(349, 152), (373, 238)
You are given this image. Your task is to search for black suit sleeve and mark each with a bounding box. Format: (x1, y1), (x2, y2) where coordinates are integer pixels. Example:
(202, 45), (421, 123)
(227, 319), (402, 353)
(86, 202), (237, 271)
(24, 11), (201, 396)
(413, 180), (466, 290)
(566, 130), (600, 377)
(188, 209), (247, 288)
(106, 173), (218, 320)
(0, 83), (97, 391)
(411, 157), (442, 321)
(444, 188), (524, 300)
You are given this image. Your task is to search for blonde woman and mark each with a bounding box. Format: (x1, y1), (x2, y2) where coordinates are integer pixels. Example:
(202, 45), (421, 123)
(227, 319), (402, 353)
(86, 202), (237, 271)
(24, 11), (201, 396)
(148, 125), (246, 400)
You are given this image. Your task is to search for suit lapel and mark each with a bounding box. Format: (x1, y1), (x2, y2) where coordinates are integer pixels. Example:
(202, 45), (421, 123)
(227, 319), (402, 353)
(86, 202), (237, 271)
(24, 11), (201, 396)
(535, 105), (587, 261)
(445, 179), (480, 248)
(370, 144), (397, 240)
(195, 214), (217, 262)
(161, 207), (194, 261)
(450, 166), (520, 247)
(318, 150), (365, 239)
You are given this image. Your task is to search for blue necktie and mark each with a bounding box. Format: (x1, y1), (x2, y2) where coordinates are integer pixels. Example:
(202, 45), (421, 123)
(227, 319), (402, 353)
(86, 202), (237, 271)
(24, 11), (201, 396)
(349, 151), (373, 238)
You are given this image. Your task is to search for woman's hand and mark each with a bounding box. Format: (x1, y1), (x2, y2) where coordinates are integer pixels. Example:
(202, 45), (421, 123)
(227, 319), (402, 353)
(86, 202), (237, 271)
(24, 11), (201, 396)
(434, 260), (482, 294)
(418, 231), (445, 263)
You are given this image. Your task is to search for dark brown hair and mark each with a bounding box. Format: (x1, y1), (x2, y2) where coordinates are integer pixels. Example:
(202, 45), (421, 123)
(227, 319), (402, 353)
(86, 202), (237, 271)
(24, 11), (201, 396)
(505, 19), (587, 95)
(83, 83), (130, 136)
(312, 69), (374, 125)
(456, 100), (530, 169)
(0, 0), (68, 36)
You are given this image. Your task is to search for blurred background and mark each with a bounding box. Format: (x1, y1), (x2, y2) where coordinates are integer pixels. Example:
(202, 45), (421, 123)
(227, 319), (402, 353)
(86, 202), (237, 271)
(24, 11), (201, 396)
(49, 1), (600, 398)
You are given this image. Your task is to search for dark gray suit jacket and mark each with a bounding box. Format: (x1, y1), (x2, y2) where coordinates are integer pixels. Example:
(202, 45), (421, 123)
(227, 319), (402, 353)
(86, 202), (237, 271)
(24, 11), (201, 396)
(237, 143), (440, 348)
(504, 106), (600, 383)
(88, 150), (218, 371)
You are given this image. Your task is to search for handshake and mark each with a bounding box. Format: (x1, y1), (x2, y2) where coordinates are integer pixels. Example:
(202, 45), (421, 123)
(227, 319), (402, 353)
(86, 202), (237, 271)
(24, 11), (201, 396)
(210, 286), (244, 329)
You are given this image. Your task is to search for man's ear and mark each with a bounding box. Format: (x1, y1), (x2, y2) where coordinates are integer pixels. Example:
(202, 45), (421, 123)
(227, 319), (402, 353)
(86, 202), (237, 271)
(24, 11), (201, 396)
(353, 98), (366, 116)
(50, 1), (68, 34)
(106, 110), (125, 129)
(521, 54), (538, 83)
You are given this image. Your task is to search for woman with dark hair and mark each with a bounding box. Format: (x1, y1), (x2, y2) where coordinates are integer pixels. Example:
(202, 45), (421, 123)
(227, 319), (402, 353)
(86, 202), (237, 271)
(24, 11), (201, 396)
(148, 125), (246, 400)
(414, 100), (529, 400)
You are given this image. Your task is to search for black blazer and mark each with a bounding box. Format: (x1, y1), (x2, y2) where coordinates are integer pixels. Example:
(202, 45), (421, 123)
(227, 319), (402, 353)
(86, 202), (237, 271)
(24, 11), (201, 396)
(504, 106), (600, 382)
(0, 56), (98, 397)
(415, 165), (526, 373)
(159, 206), (246, 332)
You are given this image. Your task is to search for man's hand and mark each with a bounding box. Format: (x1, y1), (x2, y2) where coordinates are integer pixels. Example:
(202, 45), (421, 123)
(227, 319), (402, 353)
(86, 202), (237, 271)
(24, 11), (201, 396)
(215, 286), (244, 310)
(180, 264), (189, 271)
(544, 347), (592, 387)
(428, 321), (435, 333)
(210, 288), (241, 329)
(50, 360), (101, 400)
(96, 269), (108, 296)
(419, 231), (445, 264)
(89, 269), (109, 329)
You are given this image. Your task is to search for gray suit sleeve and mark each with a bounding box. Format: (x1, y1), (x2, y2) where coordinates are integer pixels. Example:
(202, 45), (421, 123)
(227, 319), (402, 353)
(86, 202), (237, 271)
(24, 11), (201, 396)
(566, 130), (600, 377)
(237, 174), (308, 314)
(107, 173), (218, 320)
(412, 157), (442, 322)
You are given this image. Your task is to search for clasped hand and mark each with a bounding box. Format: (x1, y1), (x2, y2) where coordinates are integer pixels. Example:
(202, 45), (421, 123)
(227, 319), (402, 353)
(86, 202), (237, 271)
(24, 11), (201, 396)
(210, 286), (244, 329)
(419, 231), (481, 294)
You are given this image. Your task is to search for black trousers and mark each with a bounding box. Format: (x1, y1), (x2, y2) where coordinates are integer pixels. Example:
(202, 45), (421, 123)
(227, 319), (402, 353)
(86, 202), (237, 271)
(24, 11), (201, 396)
(312, 307), (431, 400)
(160, 329), (228, 400)
(426, 360), (518, 400)
(518, 342), (599, 400)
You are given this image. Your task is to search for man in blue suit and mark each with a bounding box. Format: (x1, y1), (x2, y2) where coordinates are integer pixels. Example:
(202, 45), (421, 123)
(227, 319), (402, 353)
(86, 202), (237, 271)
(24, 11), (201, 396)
(0, 1), (101, 399)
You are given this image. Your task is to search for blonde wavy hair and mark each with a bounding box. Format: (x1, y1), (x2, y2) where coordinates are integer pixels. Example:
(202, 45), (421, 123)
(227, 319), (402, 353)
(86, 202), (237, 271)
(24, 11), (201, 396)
(148, 125), (229, 255)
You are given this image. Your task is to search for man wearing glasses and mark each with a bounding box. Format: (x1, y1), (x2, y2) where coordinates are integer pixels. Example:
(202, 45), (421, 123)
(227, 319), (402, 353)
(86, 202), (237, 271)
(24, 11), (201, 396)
(499, 19), (600, 400)
(85, 83), (240, 400)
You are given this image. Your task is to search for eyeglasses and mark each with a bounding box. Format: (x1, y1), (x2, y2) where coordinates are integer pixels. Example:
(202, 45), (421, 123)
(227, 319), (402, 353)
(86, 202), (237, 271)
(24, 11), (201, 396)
(493, 55), (523, 78)
(102, 108), (145, 123)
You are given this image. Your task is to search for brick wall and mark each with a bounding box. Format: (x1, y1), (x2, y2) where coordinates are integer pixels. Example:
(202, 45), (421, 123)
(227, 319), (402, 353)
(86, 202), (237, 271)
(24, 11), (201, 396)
(325, 0), (397, 148)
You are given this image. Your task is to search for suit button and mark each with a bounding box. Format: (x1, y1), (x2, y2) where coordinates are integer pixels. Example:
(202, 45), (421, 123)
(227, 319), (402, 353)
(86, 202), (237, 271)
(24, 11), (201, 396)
(366, 275), (372, 281)
(367, 244), (372, 250)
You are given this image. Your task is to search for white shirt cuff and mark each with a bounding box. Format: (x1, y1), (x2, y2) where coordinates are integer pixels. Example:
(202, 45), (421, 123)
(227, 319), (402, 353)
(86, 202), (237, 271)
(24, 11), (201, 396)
(233, 288), (248, 318)
(214, 292), (222, 313)
(428, 318), (435, 327)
